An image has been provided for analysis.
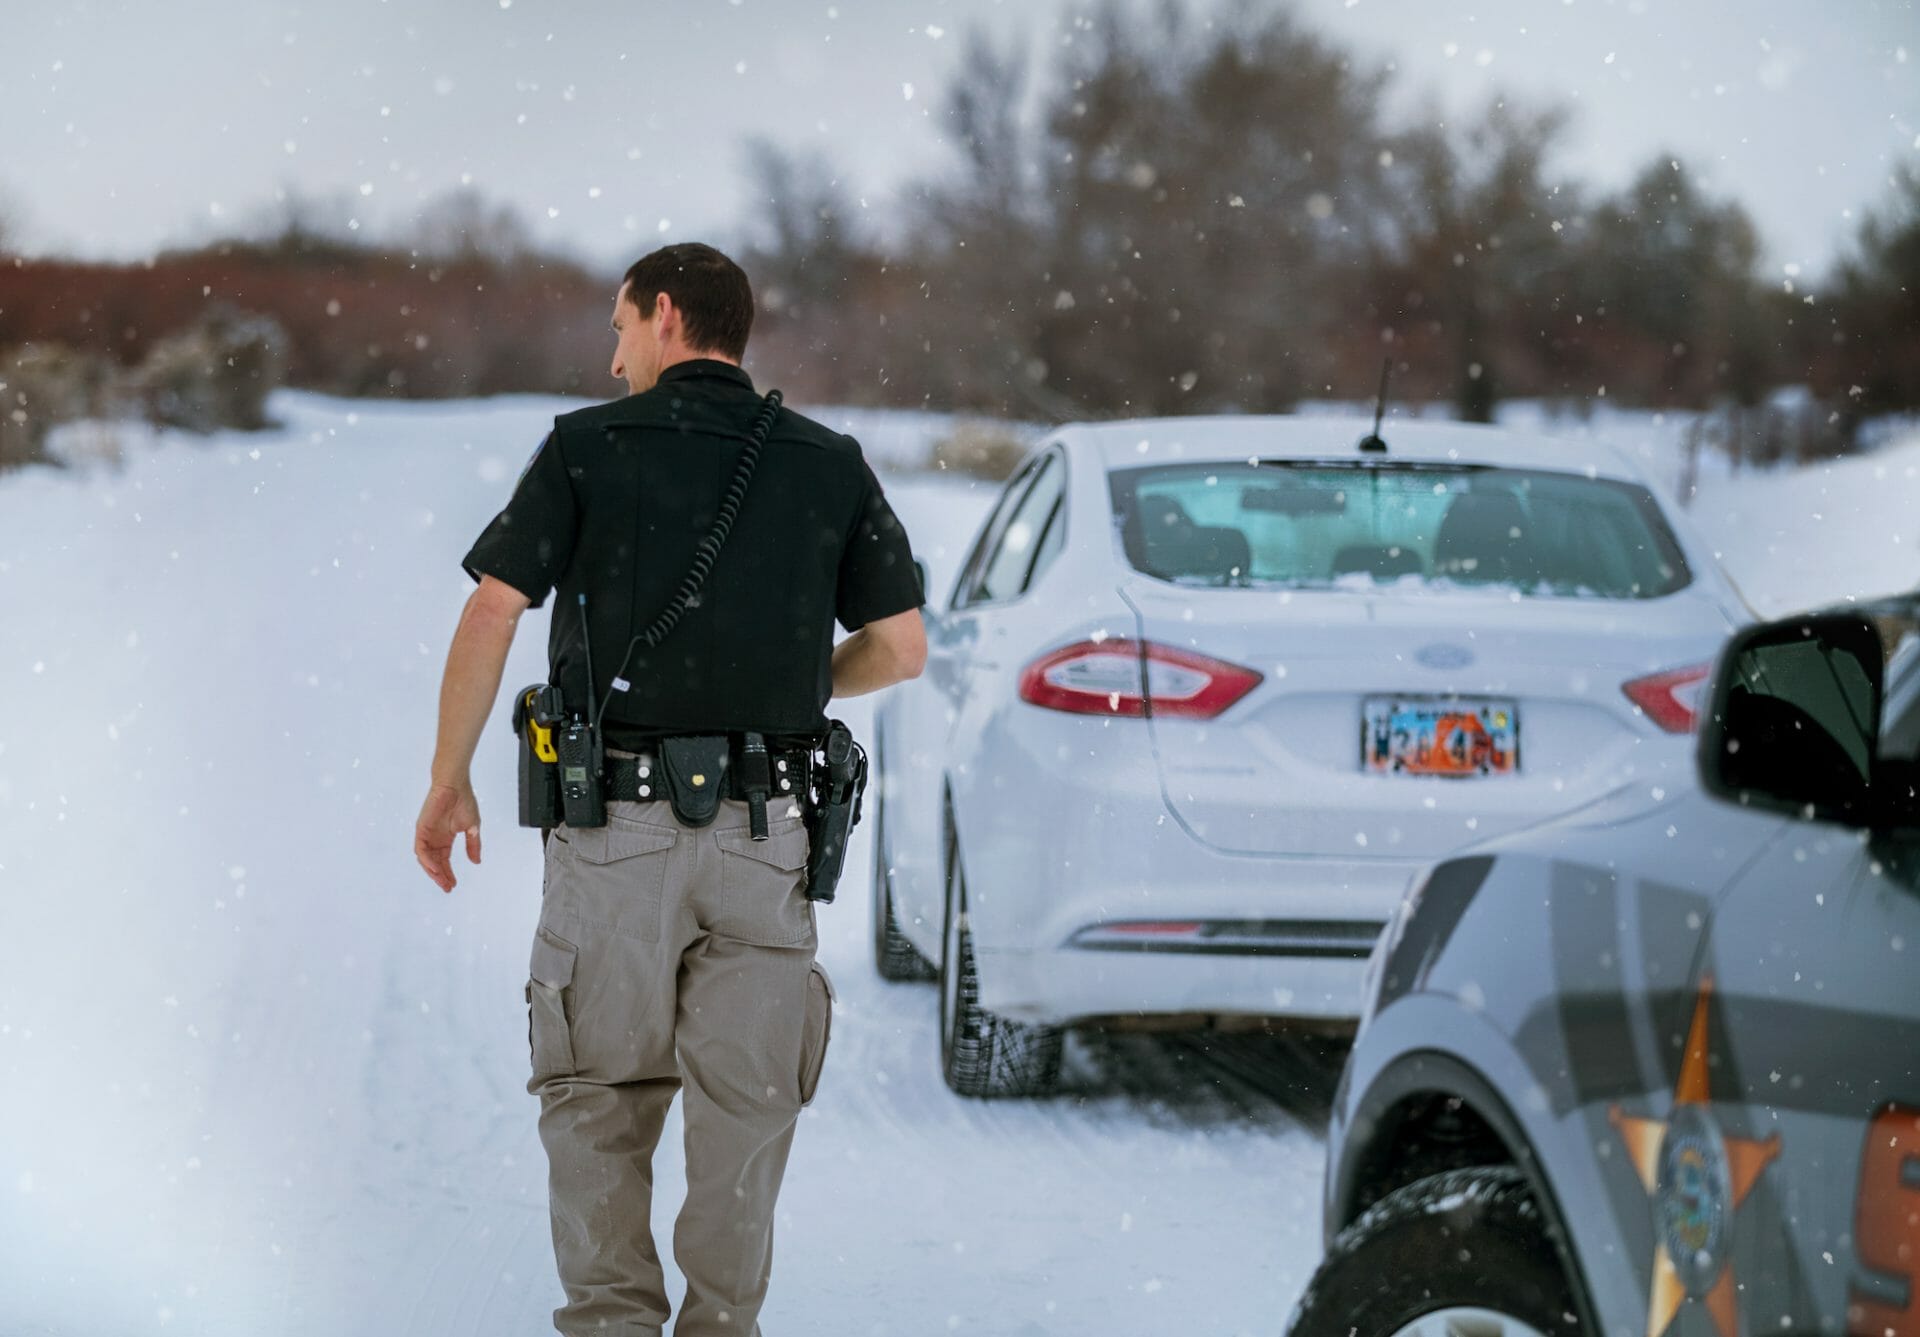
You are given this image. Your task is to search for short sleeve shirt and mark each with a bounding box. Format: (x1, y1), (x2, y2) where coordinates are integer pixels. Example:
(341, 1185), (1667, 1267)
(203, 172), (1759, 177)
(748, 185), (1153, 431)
(460, 359), (920, 743)
(461, 432), (575, 610)
(837, 459), (921, 633)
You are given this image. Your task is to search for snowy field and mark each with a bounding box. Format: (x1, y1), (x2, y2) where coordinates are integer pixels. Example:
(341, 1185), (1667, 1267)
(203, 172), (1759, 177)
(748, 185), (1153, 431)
(1, 391), (1916, 1337)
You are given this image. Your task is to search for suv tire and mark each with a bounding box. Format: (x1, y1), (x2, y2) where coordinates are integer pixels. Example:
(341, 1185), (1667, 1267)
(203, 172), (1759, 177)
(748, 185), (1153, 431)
(1287, 1166), (1582, 1337)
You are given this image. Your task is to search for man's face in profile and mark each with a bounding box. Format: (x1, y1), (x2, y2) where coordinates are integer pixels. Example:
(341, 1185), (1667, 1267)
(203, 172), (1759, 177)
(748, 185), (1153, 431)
(610, 281), (661, 394)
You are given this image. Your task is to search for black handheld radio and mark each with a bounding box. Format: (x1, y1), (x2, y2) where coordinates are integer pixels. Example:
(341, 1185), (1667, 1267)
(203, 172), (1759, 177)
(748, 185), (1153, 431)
(556, 592), (607, 828)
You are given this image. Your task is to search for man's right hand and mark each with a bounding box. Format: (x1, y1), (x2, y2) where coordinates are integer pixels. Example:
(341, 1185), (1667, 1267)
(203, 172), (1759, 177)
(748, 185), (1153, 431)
(415, 782), (483, 893)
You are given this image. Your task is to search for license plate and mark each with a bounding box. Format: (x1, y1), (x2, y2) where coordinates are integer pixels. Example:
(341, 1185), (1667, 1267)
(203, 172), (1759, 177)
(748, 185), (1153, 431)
(1362, 696), (1520, 777)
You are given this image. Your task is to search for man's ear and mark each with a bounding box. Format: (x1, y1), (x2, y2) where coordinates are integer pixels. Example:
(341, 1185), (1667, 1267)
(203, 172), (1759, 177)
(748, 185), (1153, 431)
(652, 291), (677, 343)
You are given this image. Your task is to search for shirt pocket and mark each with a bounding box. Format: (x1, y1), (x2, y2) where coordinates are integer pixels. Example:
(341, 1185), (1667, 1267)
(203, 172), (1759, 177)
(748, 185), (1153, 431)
(710, 818), (814, 948)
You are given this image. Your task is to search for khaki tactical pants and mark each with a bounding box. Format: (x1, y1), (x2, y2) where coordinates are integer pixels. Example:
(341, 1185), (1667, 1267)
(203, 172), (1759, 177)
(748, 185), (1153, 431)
(526, 774), (834, 1337)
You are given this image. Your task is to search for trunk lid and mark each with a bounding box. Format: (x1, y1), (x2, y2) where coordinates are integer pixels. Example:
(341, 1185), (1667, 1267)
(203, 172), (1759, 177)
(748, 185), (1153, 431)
(1121, 578), (1736, 857)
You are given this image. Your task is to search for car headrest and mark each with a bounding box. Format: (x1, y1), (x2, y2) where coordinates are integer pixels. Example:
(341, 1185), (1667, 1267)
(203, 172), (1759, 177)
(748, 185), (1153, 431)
(1146, 524), (1251, 583)
(1122, 494), (1199, 570)
(1433, 491), (1531, 580)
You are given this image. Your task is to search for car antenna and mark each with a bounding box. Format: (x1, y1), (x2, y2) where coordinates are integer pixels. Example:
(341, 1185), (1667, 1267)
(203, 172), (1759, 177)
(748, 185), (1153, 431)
(1358, 358), (1392, 454)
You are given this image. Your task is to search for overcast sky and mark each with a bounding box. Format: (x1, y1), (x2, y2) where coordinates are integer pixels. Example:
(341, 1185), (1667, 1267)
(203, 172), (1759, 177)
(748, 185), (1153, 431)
(5, 0), (1915, 278)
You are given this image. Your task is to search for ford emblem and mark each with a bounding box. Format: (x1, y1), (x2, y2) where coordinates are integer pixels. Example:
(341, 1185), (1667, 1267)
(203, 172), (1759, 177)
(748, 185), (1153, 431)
(1416, 643), (1473, 670)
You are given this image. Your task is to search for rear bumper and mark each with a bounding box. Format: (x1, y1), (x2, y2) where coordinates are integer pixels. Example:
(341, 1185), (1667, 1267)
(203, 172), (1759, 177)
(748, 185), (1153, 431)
(952, 708), (1432, 1027)
(964, 816), (1423, 1026)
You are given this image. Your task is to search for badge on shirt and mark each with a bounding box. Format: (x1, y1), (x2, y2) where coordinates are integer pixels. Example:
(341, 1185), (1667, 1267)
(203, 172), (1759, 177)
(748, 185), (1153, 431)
(515, 434), (552, 490)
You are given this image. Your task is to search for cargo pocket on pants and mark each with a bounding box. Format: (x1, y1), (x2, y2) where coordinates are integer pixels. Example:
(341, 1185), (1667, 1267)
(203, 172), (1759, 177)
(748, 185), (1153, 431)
(798, 960), (834, 1107)
(526, 925), (579, 1080)
(713, 818), (814, 947)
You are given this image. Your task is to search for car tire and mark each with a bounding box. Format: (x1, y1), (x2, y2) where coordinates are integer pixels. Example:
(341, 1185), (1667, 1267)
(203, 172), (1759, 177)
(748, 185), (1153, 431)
(938, 811), (1063, 1099)
(1287, 1167), (1581, 1337)
(871, 772), (936, 982)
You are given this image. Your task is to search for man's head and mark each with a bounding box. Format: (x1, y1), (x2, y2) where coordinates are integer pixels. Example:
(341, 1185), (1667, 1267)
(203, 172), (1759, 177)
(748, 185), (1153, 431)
(610, 242), (755, 394)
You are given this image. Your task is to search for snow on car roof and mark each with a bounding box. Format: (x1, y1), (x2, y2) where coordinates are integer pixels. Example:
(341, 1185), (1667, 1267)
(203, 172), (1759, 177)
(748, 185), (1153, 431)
(1077, 414), (1650, 485)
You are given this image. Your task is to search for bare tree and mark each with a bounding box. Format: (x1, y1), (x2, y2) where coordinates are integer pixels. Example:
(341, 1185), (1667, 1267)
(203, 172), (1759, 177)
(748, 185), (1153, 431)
(244, 186), (365, 259)
(1389, 98), (1576, 420)
(1827, 163), (1920, 426)
(740, 137), (867, 316)
(894, 0), (1404, 417)
(735, 138), (880, 403)
(899, 30), (1063, 417)
(408, 187), (536, 263)
(1577, 155), (1765, 405)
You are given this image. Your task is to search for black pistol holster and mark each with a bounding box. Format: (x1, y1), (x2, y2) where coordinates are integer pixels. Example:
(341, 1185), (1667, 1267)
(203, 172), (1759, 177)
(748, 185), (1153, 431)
(803, 719), (868, 904)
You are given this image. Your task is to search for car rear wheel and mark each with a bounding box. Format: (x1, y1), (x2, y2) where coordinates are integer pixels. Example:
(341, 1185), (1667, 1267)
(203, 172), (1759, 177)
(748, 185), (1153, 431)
(871, 774), (936, 982)
(1286, 1167), (1580, 1337)
(938, 812), (1063, 1098)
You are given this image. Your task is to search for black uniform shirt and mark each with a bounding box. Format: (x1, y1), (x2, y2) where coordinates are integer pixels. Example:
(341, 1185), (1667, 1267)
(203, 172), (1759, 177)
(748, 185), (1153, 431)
(461, 359), (920, 747)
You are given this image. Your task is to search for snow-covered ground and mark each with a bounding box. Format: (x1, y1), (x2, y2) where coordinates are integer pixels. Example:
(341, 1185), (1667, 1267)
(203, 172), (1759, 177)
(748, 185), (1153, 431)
(1, 391), (1915, 1337)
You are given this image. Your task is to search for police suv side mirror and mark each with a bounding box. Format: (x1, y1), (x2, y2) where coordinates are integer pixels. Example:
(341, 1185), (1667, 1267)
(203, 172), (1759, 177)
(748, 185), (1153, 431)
(1695, 609), (1912, 829)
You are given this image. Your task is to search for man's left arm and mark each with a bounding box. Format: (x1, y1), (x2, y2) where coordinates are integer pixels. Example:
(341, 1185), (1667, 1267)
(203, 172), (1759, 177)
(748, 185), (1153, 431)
(415, 575), (532, 893)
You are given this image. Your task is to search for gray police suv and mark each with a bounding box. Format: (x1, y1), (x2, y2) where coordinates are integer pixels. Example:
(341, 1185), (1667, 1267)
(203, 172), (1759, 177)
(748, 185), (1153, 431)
(1290, 591), (1920, 1337)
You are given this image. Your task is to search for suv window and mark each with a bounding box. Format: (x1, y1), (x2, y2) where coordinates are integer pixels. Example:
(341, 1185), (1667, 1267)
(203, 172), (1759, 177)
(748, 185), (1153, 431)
(967, 451), (1065, 606)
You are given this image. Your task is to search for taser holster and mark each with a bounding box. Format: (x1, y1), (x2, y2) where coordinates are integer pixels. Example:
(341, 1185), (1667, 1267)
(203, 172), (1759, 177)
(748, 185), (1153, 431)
(513, 683), (563, 828)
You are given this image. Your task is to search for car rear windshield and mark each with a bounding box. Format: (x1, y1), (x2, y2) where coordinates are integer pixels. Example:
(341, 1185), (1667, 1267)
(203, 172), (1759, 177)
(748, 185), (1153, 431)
(1109, 460), (1692, 599)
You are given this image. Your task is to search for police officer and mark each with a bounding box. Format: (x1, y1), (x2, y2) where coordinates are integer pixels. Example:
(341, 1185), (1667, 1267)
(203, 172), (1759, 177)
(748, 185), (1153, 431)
(413, 242), (926, 1336)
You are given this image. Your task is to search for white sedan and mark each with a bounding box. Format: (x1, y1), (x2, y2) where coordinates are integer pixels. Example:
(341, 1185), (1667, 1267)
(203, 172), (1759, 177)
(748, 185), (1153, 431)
(871, 415), (1753, 1096)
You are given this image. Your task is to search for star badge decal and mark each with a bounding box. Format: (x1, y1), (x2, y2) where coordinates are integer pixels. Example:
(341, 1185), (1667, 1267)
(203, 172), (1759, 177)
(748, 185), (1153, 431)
(1608, 977), (1782, 1337)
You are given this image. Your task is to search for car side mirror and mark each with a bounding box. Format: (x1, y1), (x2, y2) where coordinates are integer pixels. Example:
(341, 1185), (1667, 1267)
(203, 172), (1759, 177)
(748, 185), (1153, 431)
(913, 557), (931, 609)
(1695, 611), (1900, 828)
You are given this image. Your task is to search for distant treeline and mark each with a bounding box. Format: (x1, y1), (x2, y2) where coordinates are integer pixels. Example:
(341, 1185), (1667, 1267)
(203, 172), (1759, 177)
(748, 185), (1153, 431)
(740, 3), (1919, 434)
(2, 225), (606, 400)
(0, 194), (613, 468)
(2, 0), (1916, 452)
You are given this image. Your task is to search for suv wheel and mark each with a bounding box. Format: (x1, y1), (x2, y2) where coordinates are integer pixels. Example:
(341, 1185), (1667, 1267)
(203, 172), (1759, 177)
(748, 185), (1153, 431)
(1287, 1167), (1581, 1337)
(937, 812), (1063, 1098)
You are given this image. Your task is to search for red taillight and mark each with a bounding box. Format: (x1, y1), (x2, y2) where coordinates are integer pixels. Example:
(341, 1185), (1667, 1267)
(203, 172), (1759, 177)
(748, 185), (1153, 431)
(1622, 662), (1713, 733)
(1017, 639), (1263, 719)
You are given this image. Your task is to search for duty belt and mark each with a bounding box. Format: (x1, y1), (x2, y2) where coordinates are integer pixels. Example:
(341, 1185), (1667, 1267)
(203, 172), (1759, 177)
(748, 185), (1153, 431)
(603, 748), (813, 804)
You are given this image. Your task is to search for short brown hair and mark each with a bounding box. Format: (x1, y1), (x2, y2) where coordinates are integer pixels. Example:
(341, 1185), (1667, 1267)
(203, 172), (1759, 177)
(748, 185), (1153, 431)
(622, 243), (754, 360)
